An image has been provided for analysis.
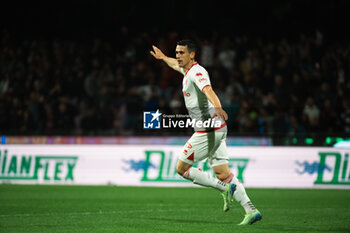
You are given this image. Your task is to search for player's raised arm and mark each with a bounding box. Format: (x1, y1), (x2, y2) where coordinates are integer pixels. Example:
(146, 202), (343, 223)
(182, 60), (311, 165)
(150, 45), (182, 73)
(202, 85), (228, 121)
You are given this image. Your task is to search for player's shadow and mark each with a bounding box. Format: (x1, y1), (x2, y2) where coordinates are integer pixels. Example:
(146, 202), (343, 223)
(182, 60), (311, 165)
(143, 217), (232, 225)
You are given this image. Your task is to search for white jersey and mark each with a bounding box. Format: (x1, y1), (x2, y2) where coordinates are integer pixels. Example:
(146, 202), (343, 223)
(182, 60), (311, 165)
(181, 62), (225, 131)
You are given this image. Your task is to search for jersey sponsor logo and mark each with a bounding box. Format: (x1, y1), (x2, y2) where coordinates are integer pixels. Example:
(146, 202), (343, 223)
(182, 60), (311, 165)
(186, 142), (192, 149)
(199, 77), (207, 83)
(183, 91), (190, 97)
(196, 73), (203, 76)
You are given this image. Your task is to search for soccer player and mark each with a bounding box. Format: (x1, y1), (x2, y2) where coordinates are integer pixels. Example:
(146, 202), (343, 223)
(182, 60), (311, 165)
(150, 40), (261, 225)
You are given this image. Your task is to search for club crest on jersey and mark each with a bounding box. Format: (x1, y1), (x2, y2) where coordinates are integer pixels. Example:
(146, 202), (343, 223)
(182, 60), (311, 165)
(183, 91), (190, 97)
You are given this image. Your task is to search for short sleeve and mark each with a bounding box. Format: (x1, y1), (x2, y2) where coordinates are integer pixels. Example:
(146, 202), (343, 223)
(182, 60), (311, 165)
(191, 69), (211, 91)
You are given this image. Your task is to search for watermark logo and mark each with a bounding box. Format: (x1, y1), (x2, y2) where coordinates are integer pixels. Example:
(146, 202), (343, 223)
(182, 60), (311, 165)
(143, 110), (161, 129)
(143, 108), (224, 130)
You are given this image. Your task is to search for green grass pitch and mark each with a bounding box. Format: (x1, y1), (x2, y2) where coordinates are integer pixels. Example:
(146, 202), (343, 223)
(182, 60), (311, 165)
(0, 185), (349, 233)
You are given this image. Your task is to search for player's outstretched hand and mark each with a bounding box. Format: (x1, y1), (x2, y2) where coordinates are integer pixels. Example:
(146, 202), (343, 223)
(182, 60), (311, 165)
(150, 45), (165, 60)
(212, 108), (228, 121)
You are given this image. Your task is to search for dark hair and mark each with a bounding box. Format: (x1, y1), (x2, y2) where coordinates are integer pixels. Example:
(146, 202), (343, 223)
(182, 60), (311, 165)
(177, 40), (197, 53)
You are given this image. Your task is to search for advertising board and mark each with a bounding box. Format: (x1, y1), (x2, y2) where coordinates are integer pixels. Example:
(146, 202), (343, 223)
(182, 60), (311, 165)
(0, 145), (349, 189)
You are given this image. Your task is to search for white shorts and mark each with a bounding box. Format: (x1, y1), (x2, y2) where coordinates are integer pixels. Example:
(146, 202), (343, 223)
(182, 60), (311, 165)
(179, 126), (228, 167)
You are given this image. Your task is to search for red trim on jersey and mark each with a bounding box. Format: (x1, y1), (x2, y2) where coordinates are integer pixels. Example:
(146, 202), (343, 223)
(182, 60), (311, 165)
(184, 62), (198, 76)
(201, 84), (211, 92)
(187, 152), (194, 161)
(195, 122), (227, 133)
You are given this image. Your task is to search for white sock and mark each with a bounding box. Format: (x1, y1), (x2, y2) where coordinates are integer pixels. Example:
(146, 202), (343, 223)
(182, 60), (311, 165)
(223, 172), (256, 214)
(242, 201), (256, 214)
(183, 167), (227, 192)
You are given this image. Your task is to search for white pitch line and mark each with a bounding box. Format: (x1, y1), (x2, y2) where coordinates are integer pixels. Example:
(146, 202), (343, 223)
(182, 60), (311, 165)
(0, 208), (191, 218)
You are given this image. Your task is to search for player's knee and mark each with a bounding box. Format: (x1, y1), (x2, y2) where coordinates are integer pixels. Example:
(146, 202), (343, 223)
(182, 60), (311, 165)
(215, 173), (225, 181)
(215, 171), (230, 181)
(176, 163), (185, 176)
(176, 160), (193, 177)
(176, 162), (193, 177)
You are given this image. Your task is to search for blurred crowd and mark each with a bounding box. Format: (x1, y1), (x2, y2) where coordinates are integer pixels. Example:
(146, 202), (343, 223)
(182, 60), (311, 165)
(0, 28), (349, 137)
